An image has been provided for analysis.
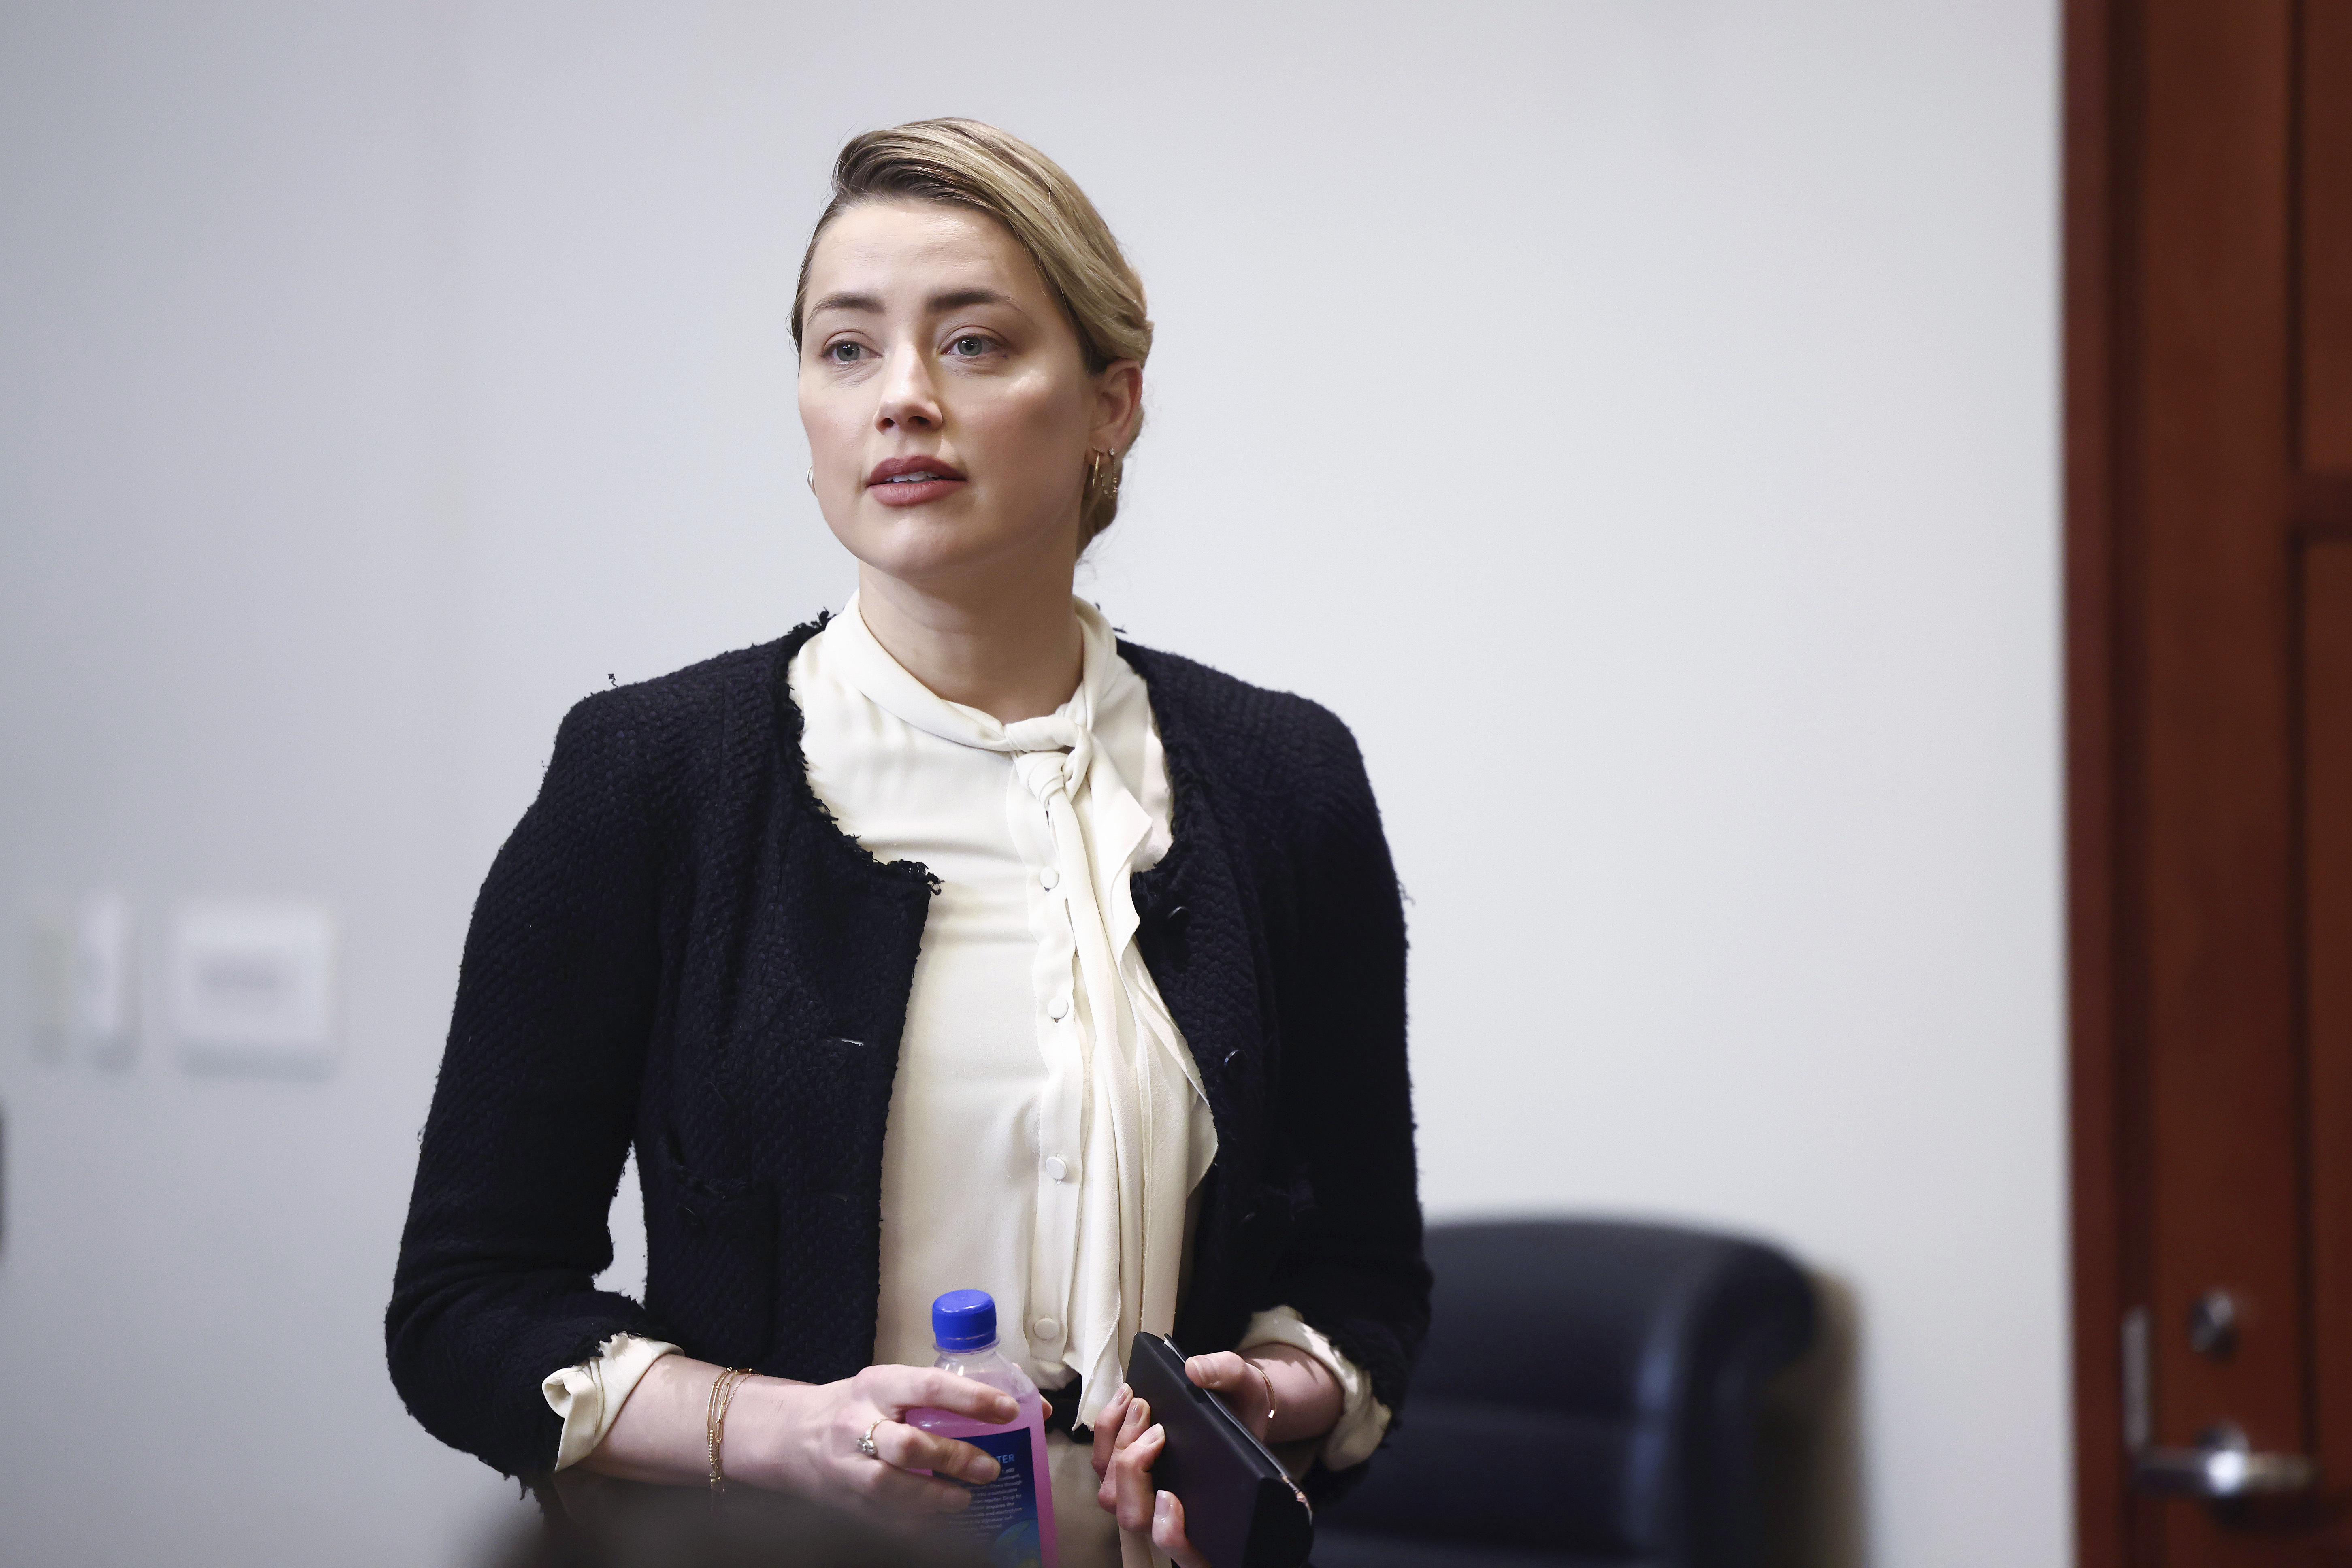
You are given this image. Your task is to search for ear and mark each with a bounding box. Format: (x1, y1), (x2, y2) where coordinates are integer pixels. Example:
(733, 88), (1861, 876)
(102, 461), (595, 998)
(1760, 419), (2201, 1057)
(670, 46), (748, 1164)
(1089, 360), (1144, 453)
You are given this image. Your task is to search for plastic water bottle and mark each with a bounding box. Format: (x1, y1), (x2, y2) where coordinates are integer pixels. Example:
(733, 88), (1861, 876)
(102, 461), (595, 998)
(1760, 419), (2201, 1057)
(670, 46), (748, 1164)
(907, 1289), (1060, 1568)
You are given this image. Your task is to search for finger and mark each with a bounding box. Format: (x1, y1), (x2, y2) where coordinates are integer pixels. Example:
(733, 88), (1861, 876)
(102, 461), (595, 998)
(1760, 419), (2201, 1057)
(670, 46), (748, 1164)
(1185, 1352), (1249, 1391)
(1091, 1383), (1132, 1479)
(855, 1458), (979, 1517)
(889, 1367), (1020, 1424)
(1189, 1353), (1272, 1434)
(1110, 1395), (1152, 1450)
(1100, 1395), (1153, 1511)
(1112, 1425), (1163, 1531)
(863, 1364), (1017, 1423)
(1110, 1423), (1165, 1532)
(875, 1423), (1001, 1487)
(1154, 1490), (1212, 1568)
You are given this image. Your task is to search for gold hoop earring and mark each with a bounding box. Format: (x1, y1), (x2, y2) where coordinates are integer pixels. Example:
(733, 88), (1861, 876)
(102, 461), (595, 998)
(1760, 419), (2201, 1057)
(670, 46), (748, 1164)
(1086, 448), (1121, 506)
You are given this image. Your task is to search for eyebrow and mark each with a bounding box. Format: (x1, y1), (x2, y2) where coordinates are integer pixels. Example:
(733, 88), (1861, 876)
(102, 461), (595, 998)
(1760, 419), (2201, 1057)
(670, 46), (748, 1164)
(804, 287), (1025, 319)
(806, 290), (882, 317)
(925, 288), (1020, 314)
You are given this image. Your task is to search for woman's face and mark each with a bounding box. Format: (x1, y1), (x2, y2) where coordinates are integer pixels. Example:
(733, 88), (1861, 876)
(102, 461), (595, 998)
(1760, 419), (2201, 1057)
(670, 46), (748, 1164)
(797, 200), (1139, 592)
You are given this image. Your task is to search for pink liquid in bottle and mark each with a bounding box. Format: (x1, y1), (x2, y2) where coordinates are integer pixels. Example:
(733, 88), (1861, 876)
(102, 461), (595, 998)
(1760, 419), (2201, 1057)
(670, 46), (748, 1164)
(907, 1289), (1060, 1568)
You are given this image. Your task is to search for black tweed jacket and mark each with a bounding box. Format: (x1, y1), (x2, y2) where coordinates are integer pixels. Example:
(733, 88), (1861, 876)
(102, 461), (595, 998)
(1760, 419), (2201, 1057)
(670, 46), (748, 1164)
(386, 617), (1427, 1492)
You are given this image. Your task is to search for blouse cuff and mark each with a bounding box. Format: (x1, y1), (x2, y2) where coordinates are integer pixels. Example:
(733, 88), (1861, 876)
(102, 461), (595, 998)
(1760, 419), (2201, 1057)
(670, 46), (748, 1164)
(1238, 1306), (1393, 1472)
(541, 1332), (681, 1471)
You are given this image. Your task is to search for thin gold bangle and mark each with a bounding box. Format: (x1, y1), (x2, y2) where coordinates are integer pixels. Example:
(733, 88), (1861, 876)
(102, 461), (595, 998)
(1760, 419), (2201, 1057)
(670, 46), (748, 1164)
(706, 1367), (753, 1492)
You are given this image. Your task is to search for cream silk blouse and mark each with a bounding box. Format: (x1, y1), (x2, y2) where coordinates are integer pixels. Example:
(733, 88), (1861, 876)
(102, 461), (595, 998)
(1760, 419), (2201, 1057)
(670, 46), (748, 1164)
(541, 597), (1388, 1552)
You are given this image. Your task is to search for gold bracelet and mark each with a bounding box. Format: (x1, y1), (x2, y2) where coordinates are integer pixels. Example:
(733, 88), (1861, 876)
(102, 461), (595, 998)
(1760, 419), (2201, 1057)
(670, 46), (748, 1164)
(706, 1367), (753, 1492)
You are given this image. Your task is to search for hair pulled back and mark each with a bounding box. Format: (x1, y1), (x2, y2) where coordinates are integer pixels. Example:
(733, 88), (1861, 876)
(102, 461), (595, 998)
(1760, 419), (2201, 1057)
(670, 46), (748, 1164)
(793, 119), (1152, 547)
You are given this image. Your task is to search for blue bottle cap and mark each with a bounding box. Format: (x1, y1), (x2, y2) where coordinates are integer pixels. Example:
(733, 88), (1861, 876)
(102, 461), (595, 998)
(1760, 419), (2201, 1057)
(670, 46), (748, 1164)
(931, 1289), (998, 1352)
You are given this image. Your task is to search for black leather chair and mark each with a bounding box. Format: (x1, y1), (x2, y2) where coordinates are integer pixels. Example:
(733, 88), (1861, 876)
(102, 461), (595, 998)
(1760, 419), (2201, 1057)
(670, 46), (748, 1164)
(1313, 1220), (1816, 1568)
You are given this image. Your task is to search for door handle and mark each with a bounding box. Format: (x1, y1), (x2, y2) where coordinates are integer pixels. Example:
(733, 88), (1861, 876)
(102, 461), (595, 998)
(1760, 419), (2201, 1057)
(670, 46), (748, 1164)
(2121, 1310), (2320, 1498)
(2131, 1424), (2319, 1498)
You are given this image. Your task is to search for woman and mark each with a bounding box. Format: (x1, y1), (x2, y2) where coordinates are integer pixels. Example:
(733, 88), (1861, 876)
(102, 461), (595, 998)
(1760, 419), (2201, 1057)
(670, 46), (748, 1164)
(388, 119), (1427, 1567)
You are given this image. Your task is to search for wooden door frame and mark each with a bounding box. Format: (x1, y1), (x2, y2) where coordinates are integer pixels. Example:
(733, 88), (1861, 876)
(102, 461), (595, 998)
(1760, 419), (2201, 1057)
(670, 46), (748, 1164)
(2069, 5), (2352, 1561)
(2066, 0), (2140, 1561)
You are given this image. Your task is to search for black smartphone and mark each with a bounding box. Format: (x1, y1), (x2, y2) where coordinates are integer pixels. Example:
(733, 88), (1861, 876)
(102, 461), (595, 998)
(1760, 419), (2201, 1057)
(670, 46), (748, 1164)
(1122, 1331), (1313, 1568)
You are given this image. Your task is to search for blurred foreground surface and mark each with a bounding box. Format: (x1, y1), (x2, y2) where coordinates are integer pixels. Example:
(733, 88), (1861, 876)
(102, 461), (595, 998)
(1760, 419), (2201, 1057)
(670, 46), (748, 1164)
(491, 1488), (985, 1568)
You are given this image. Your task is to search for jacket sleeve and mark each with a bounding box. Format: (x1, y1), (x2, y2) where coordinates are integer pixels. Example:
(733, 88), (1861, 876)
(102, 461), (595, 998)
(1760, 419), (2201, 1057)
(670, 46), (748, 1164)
(386, 692), (669, 1479)
(1265, 707), (1431, 1472)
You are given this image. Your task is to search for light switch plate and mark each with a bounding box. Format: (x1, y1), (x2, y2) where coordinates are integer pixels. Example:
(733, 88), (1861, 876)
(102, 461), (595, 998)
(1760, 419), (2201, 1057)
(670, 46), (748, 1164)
(170, 900), (338, 1076)
(75, 893), (138, 1069)
(24, 905), (72, 1065)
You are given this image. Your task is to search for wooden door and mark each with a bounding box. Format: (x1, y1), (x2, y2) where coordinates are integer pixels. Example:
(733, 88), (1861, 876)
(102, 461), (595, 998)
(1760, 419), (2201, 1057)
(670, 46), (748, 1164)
(2071, 0), (2352, 1563)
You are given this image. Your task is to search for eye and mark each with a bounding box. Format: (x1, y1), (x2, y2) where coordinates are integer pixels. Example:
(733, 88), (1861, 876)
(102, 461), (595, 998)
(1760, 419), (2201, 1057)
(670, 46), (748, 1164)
(947, 334), (993, 358)
(823, 341), (868, 365)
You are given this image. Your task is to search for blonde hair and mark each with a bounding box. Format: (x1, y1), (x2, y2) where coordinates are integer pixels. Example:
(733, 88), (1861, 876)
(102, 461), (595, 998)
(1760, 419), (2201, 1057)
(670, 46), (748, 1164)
(792, 119), (1153, 547)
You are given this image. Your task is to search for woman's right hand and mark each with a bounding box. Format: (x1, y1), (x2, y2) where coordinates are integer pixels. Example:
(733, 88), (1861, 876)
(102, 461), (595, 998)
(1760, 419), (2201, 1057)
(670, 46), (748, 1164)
(588, 1355), (1017, 1517)
(729, 1363), (1018, 1514)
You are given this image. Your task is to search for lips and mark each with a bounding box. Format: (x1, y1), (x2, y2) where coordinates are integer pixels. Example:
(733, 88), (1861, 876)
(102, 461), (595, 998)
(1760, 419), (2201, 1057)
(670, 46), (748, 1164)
(864, 454), (967, 508)
(866, 455), (966, 485)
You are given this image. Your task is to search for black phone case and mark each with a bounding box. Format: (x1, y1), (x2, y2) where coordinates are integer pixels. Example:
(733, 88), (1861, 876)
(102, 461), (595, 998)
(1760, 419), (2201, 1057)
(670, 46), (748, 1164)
(1123, 1331), (1314, 1568)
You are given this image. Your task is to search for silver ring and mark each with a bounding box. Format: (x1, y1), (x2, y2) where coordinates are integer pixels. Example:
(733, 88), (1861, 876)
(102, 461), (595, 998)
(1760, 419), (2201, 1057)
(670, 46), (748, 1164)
(858, 1419), (884, 1459)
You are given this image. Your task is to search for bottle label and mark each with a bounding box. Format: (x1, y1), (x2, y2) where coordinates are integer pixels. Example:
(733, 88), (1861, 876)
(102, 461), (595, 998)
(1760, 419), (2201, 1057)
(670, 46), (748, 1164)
(940, 1427), (1044, 1568)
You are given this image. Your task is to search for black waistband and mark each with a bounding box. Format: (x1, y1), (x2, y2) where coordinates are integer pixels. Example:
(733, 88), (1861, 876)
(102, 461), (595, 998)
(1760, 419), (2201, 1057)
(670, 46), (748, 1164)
(1040, 1387), (1093, 1447)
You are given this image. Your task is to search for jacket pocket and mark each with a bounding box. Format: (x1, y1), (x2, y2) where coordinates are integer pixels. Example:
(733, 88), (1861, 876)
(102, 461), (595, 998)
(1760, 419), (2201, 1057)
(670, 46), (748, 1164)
(644, 1133), (778, 1369)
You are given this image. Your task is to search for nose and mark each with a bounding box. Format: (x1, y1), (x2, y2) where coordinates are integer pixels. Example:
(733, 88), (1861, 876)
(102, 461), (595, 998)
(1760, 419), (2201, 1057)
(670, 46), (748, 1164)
(875, 344), (943, 435)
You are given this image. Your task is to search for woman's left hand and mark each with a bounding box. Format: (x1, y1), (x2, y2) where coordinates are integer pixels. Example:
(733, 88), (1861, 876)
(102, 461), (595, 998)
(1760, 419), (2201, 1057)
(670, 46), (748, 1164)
(1093, 1387), (1210, 1568)
(1092, 1349), (1332, 1568)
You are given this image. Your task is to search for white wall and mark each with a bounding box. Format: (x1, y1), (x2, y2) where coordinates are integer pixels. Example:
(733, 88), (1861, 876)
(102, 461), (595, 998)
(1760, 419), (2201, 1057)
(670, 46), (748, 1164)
(0, 3), (2066, 1565)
